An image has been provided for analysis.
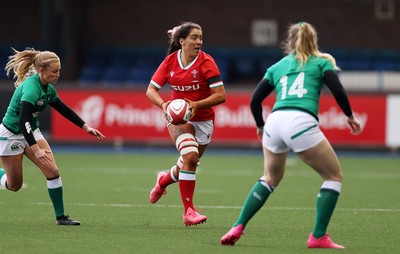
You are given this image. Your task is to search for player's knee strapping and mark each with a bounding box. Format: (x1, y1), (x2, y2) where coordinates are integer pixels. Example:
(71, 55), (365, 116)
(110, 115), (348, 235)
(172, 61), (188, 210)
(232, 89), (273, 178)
(176, 156), (184, 169)
(176, 133), (198, 155)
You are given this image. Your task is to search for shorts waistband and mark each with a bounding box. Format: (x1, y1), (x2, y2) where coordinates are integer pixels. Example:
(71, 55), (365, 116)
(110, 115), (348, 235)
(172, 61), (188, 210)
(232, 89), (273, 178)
(1, 122), (18, 135)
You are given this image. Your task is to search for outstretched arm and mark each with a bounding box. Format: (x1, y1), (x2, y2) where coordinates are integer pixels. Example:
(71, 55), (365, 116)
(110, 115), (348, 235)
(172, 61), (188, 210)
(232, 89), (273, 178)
(50, 98), (105, 139)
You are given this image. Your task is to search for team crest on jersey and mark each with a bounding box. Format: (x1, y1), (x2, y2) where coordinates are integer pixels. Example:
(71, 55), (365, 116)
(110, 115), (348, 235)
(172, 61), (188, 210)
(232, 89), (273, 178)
(170, 71), (174, 77)
(191, 69), (198, 79)
(36, 99), (45, 106)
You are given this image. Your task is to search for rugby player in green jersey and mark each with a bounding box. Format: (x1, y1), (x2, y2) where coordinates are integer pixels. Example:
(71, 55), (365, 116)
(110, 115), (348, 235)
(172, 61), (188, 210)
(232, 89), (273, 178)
(221, 22), (362, 248)
(0, 48), (105, 225)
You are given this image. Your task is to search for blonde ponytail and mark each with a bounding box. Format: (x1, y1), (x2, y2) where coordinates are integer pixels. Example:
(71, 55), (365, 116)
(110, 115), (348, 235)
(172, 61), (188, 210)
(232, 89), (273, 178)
(282, 22), (339, 70)
(5, 48), (60, 87)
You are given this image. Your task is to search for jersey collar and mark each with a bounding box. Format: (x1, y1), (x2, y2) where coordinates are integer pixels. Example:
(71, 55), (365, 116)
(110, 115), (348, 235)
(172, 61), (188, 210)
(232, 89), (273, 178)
(177, 49), (199, 70)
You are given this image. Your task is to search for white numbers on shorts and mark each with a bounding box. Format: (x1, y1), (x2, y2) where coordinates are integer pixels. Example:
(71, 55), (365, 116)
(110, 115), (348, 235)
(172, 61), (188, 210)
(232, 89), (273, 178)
(279, 72), (308, 100)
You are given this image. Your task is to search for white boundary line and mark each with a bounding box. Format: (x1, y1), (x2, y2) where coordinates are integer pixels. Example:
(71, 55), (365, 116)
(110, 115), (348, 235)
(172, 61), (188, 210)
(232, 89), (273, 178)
(27, 202), (400, 213)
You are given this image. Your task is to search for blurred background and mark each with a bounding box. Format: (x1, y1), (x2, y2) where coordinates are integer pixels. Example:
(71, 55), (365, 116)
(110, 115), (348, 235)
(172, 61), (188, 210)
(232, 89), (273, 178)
(0, 0), (399, 151)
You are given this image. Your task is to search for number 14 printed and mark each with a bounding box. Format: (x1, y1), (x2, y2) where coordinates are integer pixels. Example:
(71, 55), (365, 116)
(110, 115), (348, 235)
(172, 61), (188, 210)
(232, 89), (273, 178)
(279, 72), (307, 99)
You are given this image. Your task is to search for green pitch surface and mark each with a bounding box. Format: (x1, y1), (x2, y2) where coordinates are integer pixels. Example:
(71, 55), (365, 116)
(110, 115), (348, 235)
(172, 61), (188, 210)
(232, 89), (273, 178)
(1, 150), (399, 254)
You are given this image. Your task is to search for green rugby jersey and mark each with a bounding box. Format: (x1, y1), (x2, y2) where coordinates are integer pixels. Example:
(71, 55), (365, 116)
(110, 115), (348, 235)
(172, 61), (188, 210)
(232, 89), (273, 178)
(264, 54), (334, 117)
(2, 74), (58, 134)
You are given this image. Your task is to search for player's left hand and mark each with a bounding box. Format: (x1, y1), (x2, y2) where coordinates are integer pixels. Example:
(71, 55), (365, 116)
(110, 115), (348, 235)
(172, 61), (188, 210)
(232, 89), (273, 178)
(83, 124), (106, 139)
(87, 127), (106, 139)
(347, 115), (362, 135)
(185, 99), (197, 119)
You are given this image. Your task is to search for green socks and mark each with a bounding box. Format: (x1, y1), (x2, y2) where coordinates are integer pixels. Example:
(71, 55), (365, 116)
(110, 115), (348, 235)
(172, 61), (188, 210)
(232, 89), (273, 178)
(1, 170), (66, 218)
(234, 180), (273, 227)
(231, 178), (341, 238)
(312, 181), (341, 238)
(47, 177), (65, 218)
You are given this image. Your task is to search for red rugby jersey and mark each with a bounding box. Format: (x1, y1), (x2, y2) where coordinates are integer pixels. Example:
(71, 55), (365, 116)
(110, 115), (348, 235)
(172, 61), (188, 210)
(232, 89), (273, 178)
(150, 50), (223, 121)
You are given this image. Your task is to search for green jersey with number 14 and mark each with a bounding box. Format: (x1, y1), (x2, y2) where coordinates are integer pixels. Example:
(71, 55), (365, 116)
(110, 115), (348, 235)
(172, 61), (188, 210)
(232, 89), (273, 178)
(264, 54), (334, 118)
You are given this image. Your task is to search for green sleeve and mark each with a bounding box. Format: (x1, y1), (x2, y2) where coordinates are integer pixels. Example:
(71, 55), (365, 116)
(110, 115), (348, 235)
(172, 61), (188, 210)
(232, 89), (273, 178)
(20, 82), (40, 105)
(320, 58), (335, 73)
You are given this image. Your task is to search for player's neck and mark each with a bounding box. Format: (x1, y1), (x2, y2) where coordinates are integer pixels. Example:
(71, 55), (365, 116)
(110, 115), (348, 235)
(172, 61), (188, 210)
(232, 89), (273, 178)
(180, 50), (195, 67)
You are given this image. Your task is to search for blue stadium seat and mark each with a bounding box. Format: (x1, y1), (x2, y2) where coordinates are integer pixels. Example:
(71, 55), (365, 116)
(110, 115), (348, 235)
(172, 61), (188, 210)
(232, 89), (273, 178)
(77, 50), (109, 85)
(346, 49), (374, 70)
(86, 55), (108, 68)
(373, 49), (400, 71)
(125, 57), (158, 85)
(126, 67), (154, 86)
(232, 57), (257, 80)
(109, 54), (133, 68)
(101, 66), (128, 84)
(214, 57), (230, 82)
(78, 66), (103, 84)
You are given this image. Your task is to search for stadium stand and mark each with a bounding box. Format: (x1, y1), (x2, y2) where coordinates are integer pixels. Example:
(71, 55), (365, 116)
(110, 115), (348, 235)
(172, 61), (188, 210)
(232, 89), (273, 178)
(75, 46), (400, 87)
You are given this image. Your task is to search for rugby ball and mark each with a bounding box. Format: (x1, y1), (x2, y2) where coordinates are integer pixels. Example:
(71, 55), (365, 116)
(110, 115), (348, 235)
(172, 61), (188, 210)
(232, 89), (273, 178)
(166, 99), (191, 125)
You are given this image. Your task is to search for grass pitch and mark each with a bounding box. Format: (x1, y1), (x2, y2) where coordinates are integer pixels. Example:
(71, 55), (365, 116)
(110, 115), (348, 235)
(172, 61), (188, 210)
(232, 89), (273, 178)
(0, 148), (399, 254)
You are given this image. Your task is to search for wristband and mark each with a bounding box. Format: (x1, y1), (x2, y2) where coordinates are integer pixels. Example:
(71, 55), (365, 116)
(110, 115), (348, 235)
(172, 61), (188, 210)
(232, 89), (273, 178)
(257, 127), (264, 131)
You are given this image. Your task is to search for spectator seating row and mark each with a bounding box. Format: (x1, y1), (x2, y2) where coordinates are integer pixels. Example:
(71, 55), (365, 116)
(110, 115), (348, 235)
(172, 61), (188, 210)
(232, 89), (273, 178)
(1, 45), (399, 86)
(78, 46), (400, 87)
(77, 46), (165, 86)
(77, 46), (284, 86)
(328, 48), (400, 71)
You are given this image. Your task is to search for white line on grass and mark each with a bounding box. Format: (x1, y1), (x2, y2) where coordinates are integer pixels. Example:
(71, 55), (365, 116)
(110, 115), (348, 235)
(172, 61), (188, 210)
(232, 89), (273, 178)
(29, 202), (400, 213)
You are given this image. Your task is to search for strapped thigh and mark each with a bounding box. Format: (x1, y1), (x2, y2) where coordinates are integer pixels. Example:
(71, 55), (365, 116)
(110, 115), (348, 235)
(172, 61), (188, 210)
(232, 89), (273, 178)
(176, 133), (198, 155)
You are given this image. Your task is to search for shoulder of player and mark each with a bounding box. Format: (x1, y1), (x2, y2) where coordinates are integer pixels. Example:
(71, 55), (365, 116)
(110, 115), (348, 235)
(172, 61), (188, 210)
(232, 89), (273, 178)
(198, 50), (215, 61)
(194, 51), (218, 70)
(164, 51), (179, 61)
(19, 75), (40, 90)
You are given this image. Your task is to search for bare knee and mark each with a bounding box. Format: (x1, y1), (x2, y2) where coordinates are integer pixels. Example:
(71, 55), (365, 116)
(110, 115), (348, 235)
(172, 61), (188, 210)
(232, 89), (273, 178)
(41, 167), (60, 179)
(182, 152), (199, 170)
(325, 171), (343, 182)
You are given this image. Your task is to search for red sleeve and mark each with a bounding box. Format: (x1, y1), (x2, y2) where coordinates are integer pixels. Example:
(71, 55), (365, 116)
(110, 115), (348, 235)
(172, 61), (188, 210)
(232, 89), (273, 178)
(201, 58), (221, 80)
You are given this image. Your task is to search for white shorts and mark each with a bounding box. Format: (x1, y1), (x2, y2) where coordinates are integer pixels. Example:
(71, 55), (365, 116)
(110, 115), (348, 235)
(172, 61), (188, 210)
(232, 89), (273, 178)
(262, 110), (325, 153)
(188, 120), (214, 145)
(0, 123), (45, 156)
